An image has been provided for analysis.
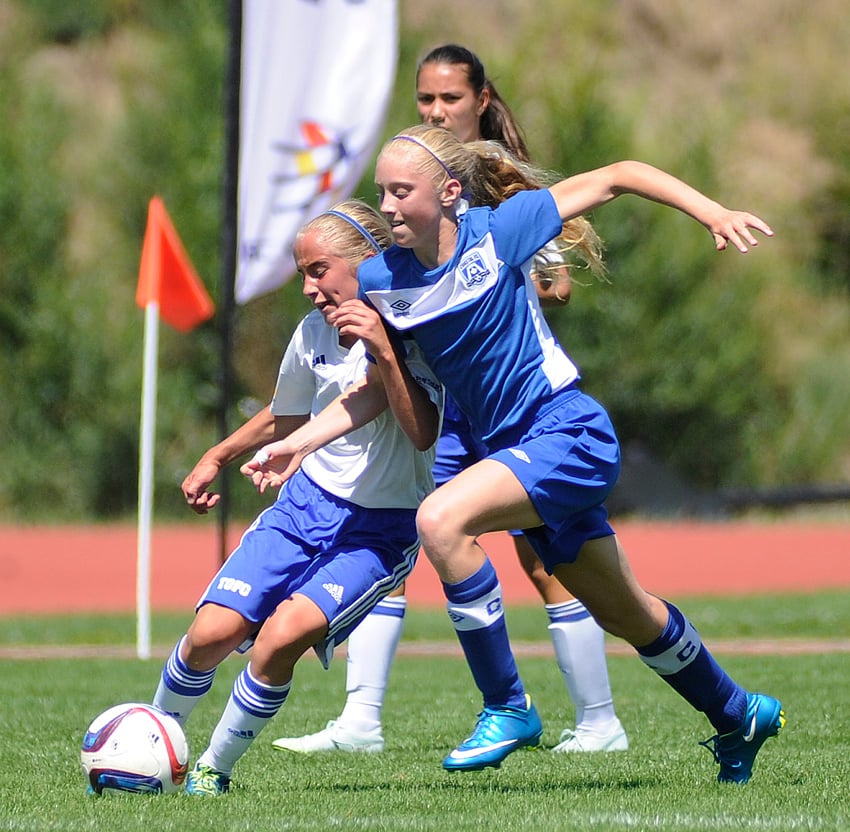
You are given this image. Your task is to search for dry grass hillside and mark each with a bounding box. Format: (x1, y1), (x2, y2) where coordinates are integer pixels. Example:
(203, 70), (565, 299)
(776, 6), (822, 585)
(400, 0), (850, 485)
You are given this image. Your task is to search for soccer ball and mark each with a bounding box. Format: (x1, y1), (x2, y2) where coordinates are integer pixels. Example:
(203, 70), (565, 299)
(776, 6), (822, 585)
(81, 703), (189, 795)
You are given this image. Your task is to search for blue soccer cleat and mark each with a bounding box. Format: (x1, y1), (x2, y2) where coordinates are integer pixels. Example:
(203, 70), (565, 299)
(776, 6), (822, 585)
(443, 694), (543, 772)
(700, 692), (785, 784)
(184, 763), (231, 796)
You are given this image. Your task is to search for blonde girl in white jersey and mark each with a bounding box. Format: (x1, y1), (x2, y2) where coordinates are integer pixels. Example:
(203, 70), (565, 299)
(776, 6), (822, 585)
(154, 201), (442, 795)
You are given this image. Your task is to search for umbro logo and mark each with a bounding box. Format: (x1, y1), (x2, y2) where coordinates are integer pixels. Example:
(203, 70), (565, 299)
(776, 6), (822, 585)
(390, 299), (411, 314)
(323, 582), (344, 604)
(509, 448), (531, 464)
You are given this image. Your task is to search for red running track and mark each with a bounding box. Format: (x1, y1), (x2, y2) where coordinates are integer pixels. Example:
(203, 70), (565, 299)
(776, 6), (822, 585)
(1, 520), (849, 616)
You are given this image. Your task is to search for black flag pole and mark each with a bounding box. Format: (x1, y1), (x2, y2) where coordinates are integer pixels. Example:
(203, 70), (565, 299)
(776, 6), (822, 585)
(217, 0), (242, 564)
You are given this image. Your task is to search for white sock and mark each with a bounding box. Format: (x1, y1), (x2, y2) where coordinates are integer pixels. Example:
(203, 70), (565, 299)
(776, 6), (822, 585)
(337, 596), (406, 734)
(199, 665), (290, 775)
(546, 600), (619, 732)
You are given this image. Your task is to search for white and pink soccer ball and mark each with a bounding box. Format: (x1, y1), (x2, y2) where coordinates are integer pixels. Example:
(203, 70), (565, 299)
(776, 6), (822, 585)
(81, 703), (189, 795)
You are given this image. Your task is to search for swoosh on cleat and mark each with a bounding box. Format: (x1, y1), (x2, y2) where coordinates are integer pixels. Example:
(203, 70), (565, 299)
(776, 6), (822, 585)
(742, 712), (758, 742)
(446, 740), (517, 760)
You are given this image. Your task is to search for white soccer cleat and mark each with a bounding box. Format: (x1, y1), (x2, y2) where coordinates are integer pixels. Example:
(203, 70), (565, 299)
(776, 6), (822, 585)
(271, 720), (384, 754)
(551, 719), (629, 753)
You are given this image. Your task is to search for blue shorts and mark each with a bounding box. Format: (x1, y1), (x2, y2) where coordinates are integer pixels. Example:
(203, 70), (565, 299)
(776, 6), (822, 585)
(197, 470), (418, 664)
(488, 388), (620, 570)
(432, 398), (488, 487)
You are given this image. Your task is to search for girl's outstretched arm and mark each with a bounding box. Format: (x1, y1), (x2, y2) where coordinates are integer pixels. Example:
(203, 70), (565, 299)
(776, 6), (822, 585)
(183, 405), (308, 513)
(548, 160), (774, 252)
(240, 377), (387, 493)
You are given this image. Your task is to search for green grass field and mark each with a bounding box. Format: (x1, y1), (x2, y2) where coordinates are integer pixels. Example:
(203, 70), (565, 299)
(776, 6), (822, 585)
(1, 593), (848, 831)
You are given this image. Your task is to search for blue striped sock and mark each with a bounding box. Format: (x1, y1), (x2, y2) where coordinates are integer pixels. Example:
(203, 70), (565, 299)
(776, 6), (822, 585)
(201, 666), (291, 775)
(153, 636), (216, 725)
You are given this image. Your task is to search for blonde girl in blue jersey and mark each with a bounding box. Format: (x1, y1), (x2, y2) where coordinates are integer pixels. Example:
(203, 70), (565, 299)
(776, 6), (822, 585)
(272, 43), (627, 759)
(247, 125), (783, 784)
(152, 201), (442, 796)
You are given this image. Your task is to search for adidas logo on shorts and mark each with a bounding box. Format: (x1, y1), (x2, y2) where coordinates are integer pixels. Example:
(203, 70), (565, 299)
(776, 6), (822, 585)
(322, 583), (344, 604)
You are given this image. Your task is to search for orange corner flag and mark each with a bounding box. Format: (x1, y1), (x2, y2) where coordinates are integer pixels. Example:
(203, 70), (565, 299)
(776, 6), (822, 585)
(136, 196), (215, 332)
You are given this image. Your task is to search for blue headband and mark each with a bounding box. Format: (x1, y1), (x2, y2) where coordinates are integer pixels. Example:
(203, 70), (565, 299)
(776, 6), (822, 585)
(324, 210), (382, 253)
(392, 135), (457, 181)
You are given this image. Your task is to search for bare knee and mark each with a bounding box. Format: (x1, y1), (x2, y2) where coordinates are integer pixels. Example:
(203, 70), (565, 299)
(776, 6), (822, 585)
(251, 625), (306, 686)
(184, 604), (255, 670)
(251, 598), (328, 685)
(416, 491), (485, 584)
(416, 490), (466, 561)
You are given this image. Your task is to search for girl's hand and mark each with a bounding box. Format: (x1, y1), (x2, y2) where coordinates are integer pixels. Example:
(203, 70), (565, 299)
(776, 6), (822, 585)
(532, 265), (571, 306)
(706, 209), (774, 253)
(328, 300), (393, 360)
(239, 443), (300, 493)
(182, 457), (223, 514)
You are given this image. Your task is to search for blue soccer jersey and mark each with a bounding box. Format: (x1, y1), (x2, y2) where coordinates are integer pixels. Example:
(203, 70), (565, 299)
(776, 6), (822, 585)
(358, 189), (578, 446)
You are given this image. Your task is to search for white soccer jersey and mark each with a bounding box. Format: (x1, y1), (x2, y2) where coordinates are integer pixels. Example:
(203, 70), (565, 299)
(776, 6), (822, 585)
(270, 309), (441, 509)
(358, 189), (578, 446)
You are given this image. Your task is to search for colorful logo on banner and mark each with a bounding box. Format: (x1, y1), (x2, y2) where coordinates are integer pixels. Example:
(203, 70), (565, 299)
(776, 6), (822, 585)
(239, 121), (363, 268)
(270, 121), (353, 211)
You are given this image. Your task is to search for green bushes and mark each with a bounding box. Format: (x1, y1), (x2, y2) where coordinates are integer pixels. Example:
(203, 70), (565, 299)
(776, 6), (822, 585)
(1, 1), (848, 521)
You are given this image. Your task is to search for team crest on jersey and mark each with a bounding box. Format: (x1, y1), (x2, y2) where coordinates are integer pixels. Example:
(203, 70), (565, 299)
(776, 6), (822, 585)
(457, 251), (491, 287)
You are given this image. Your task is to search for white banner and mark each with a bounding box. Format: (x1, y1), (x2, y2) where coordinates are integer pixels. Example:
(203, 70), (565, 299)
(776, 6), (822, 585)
(236, 0), (398, 304)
